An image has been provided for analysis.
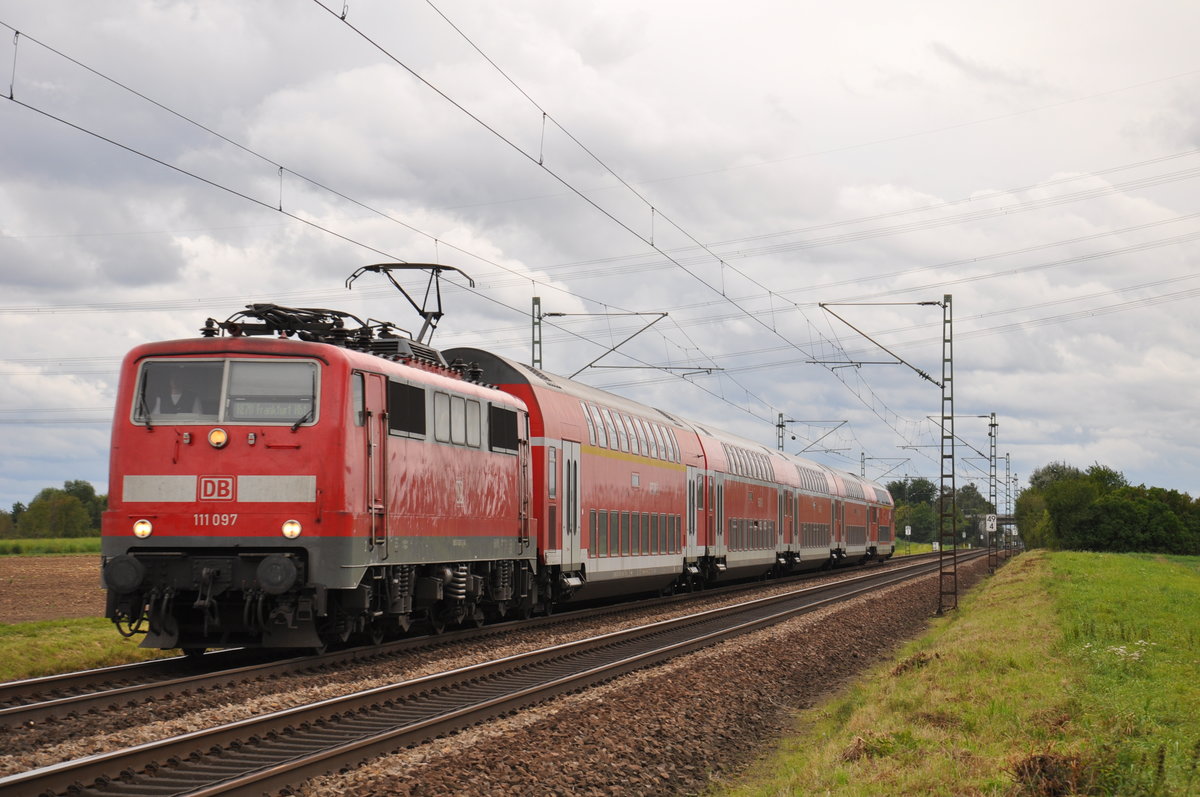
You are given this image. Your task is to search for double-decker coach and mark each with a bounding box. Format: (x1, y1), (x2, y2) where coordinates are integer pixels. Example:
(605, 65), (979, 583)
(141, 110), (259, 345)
(445, 348), (895, 601)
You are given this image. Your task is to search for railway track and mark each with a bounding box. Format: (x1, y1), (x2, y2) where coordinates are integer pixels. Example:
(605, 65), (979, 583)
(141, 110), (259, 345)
(1, 551), (978, 796)
(0, 553), (938, 729)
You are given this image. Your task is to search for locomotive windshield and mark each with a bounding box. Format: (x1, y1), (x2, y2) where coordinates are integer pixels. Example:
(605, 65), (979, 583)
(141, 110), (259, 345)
(134, 359), (318, 425)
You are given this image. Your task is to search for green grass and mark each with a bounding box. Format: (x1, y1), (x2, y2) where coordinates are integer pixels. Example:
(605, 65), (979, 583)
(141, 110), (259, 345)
(892, 541), (934, 557)
(0, 537), (101, 556)
(717, 550), (1200, 795)
(0, 617), (172, 681)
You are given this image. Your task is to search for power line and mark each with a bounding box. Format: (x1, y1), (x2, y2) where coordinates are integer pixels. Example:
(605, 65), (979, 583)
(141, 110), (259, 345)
(319, 1), (952, 462)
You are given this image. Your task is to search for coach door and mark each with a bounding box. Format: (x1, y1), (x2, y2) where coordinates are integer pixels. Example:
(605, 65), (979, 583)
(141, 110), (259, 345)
(686, 466), (699, 554)
(561, 440), (582, 569)
(713, 472), (726, 556)
(363, 372), (389, 559)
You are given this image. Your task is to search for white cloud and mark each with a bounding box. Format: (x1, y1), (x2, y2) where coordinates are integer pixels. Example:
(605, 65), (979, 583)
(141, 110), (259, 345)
(3, 0), (1200, 509)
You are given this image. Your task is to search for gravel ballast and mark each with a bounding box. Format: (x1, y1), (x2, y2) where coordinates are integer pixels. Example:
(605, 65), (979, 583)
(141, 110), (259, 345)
(0, 556), (991, 794)
(298, 557), (990, 796)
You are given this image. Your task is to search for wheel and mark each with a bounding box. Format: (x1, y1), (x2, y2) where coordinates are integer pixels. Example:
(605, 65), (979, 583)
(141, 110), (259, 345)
(181, 647), (206, 659)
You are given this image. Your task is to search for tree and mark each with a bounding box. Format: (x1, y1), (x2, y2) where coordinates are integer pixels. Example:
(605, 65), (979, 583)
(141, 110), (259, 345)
(63, 480), (106, 529)
(1028, 462), (1084, 491)
(956, 483), (995, 517)
(1043, 477), (1099, 550)
(0, 510), (13, 539)
(895, 502), (936, 543)
(1085, 464), (1127, 495)
(887, 477), (937, 508)
(10, 501), (26, 526)
(1015, 489), (1049, 548)
(15, 489), (92, 538)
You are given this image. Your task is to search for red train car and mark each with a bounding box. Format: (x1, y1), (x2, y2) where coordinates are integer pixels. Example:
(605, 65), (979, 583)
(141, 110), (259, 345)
(445, 349), (895, 601)
(101, 304), (895, 652)
(102, 308), (533, 651)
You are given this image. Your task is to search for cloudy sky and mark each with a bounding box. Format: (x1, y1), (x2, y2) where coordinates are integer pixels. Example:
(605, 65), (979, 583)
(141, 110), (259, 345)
(2, 1), (1199, 513)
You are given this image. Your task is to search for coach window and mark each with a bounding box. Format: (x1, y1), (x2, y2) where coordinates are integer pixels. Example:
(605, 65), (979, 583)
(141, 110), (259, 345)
(629, 416), (646, 456)
(388, 381), (426, 436)
(622, 414), (639, 455)
(615, 413), (631, 453)
(351, 373), (365, 427)
(600, 407), (621, 451)
(605, 408), (628, 452)
(637, 417), (653, 457)
(581, 402), (596, 446)
(667, 428), (680, 463)
(621, 511), (631, 555)
(638, 418), (657, 459)
(466, 400), (481, 447)
(630, 417), (644, 456)
(588, 404), (609, 448)
(631, 512), (641, 554)
(589, 510), (597, 557)
(597, 510), (609, 556)
(548, 446), (558, 499)
(609, 511), (620, 557)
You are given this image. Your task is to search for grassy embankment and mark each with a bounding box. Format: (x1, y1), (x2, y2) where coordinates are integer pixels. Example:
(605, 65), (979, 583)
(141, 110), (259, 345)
(0, 538), (167, 680)
(0, 537), (101, 556)
(721, 550), (1200, 795)
(0, 618), (169, 681)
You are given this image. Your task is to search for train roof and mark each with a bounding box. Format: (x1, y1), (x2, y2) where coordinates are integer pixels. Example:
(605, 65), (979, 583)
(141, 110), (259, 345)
(444, 347), (892, 501)
(126, 333), (526, 410)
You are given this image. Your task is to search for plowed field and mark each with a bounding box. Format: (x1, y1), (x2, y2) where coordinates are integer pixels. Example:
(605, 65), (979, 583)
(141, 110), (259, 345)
(0, 556), (104, 624)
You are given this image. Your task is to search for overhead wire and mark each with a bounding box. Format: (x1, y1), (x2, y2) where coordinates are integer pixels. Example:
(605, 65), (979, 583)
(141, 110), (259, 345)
(319, 1), (946, 466)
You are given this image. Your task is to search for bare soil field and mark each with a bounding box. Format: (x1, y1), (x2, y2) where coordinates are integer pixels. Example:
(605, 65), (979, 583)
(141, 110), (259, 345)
(0, 556), (104, 624)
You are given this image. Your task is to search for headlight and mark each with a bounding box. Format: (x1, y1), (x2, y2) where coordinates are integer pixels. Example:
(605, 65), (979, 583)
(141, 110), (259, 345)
(133, 519), (153, 538)
(281, 519), (302, 539)
(208, 428), (229, 448)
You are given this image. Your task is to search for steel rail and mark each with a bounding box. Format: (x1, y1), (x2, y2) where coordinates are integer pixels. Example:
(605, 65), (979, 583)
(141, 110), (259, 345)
(0, 553), (938, 727)
(1, 552), (980, 796)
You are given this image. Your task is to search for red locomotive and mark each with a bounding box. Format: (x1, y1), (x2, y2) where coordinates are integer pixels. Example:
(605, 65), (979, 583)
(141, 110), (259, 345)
(102, 298), (893, 653)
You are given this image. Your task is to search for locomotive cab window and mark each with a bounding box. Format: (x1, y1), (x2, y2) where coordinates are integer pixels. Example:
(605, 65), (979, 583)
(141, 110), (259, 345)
(134, 359), (317, 426)
(226, 361), (315, 422)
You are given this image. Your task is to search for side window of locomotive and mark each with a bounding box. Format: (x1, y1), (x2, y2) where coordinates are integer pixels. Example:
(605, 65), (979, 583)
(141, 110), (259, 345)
(434, 392), (451, 443)
(488, 405), (519, 454)
(351, 373), (365, 427)
(466, 400), (481, 448)
(450, 395), (467, 445)
(135, 360), (223, 423)
(548, 446), (558, 499)
(387, 381), (426, 437)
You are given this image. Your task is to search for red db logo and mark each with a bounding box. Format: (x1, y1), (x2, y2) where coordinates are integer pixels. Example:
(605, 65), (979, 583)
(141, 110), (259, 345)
(199, 476), (236, 502)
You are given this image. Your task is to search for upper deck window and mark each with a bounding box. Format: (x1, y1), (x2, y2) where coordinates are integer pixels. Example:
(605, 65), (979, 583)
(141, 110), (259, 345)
(134, 359), (318, 426)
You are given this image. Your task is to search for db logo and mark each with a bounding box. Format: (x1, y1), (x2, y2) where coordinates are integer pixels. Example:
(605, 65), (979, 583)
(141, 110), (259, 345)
(199, 476), (236, 502)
